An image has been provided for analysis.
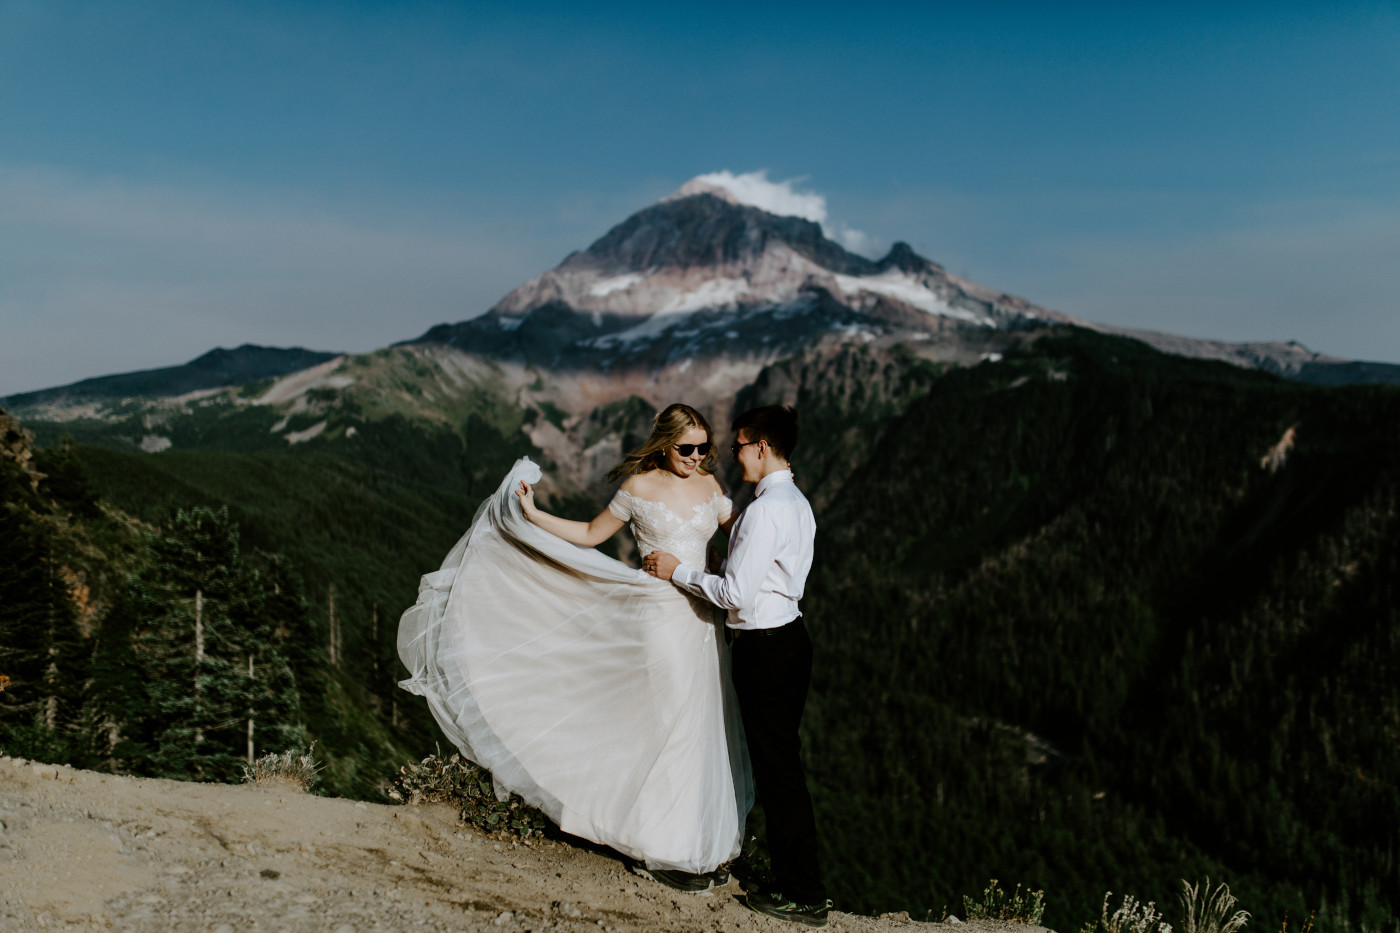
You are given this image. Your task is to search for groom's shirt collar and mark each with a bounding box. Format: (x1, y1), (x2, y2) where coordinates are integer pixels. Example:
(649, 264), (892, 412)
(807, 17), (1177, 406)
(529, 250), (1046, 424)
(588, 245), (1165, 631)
(754, 468), (793, 498)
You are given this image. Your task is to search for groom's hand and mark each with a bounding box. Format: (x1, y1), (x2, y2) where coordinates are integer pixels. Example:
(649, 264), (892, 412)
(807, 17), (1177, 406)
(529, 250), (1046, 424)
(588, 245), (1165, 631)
(643, 551), (681, 581)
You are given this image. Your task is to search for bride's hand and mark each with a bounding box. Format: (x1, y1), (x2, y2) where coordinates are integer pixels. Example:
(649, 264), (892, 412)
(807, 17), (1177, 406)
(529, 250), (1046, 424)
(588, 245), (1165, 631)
(515, 480), (537, 517)
(643, 550), (680, 581)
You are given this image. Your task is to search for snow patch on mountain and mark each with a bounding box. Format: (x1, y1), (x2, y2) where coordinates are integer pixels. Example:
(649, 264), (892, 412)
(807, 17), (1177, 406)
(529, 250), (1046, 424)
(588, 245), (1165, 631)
(588, 273), (645, 298)
(833, 271), (991, 325)
(658, 278), (750, 314)
(585, 309), (696, 346)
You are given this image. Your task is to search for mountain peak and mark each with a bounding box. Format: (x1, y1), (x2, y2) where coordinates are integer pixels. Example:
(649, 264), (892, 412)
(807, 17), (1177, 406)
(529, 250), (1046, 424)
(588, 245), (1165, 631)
(877, 241), (936, 274)
(660, 177), (743, 208)
(416, 174), (1067, 370)
(558, 192), (876, 278)
(658, 170), (829, 224)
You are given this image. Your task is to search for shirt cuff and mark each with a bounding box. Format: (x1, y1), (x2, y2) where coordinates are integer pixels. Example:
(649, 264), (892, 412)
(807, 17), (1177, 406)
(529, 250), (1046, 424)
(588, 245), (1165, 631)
(672, 563), (702, 588)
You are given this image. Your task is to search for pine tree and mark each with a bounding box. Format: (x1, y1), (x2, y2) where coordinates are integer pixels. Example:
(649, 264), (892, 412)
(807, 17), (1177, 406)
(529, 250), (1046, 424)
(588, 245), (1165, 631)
(114, 506), (303, 782)
(83, 584), (150, 771)
(232, 557), (305, 762)
(0, 459), (87, 761)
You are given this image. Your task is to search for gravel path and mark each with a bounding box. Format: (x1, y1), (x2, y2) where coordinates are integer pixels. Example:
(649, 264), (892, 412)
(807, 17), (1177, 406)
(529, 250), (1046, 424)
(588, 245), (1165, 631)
(0, 756), (1056, 933)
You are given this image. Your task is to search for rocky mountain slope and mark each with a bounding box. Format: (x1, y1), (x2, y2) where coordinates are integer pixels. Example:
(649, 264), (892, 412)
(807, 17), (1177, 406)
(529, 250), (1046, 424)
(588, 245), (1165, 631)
(6, 178), (1396, 462)
(412, 189), (1071, 372)
(0, 185), (1087, 501)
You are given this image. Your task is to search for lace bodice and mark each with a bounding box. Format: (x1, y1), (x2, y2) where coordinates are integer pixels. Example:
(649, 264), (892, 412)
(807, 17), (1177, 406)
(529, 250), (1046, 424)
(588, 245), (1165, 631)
(609, 489), (732, 569)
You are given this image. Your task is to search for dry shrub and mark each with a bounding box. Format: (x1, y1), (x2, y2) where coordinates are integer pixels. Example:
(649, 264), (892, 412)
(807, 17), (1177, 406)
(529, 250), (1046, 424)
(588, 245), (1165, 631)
(241, 743), (322, 792)
(387, 751), (548, 842)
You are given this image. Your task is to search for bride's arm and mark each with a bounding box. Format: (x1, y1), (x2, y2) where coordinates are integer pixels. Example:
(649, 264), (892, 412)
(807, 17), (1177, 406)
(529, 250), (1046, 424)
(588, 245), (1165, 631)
(713, 476), (737, 536)
(515, 481), (625, 547)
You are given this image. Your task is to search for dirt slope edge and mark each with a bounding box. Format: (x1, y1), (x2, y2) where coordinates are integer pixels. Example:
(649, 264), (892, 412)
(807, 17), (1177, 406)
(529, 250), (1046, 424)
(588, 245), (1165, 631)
(0, 756), (1055, 933)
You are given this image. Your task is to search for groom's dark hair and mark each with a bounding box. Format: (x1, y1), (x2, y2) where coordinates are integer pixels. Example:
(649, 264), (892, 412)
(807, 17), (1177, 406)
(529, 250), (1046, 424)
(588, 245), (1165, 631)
(733, 406), (798, 462)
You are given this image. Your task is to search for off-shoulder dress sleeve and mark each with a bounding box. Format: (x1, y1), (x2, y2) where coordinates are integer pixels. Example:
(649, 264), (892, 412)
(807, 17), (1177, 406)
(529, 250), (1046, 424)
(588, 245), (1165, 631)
(716, 495), (734, 526)
(608, 489), (633, 521)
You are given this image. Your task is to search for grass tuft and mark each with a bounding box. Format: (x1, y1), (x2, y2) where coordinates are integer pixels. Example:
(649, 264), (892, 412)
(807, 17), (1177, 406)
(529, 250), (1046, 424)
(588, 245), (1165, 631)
(1084, 891), (1173, 933)
(240, 743), (322, 792)
(1179, 879), (1250, 933)
(963, 878), (1047, 925)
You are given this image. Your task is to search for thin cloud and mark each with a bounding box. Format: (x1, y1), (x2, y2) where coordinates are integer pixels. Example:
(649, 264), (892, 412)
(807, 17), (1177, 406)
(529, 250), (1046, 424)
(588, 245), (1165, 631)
(689, 170), (828, 224)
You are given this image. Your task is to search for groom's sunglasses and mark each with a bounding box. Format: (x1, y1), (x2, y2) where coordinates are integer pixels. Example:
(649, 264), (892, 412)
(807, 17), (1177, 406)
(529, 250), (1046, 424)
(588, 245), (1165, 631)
(673, 442), (713, 457)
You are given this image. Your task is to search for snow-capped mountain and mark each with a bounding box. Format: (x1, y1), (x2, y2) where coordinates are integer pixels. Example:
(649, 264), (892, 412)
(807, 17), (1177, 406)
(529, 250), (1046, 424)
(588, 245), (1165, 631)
(405, 176), (1400, 389)
(409, 184), (1074, 371)
(9, 173), (1397, 459)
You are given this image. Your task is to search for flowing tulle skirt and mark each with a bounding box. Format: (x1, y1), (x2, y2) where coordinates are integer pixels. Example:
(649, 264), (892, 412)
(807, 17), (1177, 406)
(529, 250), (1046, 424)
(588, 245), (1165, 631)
(398, 457), (752, 872)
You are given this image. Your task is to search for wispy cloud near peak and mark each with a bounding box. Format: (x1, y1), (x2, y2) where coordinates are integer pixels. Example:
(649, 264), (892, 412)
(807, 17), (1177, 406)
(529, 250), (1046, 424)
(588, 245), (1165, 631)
(664, 170), (879, 258)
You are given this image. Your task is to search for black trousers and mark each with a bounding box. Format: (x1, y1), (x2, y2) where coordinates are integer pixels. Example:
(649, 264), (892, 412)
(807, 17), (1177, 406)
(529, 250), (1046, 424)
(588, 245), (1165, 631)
(731, 618), (827, 904)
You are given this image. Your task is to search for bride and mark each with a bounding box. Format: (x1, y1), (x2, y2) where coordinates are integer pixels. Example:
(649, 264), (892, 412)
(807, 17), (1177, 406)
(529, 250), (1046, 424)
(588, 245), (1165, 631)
(397, 403), (752, 890)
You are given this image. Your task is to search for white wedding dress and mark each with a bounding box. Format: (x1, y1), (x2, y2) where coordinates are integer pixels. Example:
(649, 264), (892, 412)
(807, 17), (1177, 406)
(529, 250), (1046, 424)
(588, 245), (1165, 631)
(398, 457), (752, 872)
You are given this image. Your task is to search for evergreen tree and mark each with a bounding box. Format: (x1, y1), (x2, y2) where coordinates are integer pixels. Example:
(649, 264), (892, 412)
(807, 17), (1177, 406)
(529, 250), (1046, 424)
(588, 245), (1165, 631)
(117, 506), (304, 782)
(0, 458), (87, 761)
(83, 583), (152, 771)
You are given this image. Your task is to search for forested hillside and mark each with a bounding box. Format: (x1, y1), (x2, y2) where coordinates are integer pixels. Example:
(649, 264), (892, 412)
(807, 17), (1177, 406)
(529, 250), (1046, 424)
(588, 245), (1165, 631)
(780, 332), (1400, 930)
(3, 328), (1397, 932)
(0, 411), (353, 787)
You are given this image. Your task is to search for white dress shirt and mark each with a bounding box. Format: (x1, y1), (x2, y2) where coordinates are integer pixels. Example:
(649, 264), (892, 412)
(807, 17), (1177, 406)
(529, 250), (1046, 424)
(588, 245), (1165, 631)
(671, 469), (816, 630)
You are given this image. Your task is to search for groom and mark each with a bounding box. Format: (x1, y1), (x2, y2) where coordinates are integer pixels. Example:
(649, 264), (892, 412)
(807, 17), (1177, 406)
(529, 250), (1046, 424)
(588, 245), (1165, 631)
(644, 405), (830, 928)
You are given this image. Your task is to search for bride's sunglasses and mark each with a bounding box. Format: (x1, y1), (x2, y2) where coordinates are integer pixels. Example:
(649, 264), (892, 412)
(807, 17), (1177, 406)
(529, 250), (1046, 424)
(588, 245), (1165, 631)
(672, 442), (713, 457)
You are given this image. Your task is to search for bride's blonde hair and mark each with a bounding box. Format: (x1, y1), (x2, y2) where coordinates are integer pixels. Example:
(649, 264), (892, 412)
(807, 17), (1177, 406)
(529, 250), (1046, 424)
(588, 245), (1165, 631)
(608, 403), (718, 482)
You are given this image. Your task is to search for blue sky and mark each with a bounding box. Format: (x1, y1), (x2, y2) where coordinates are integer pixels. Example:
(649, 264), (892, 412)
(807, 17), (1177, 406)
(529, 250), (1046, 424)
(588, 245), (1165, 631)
(2, 1), (1397, 395)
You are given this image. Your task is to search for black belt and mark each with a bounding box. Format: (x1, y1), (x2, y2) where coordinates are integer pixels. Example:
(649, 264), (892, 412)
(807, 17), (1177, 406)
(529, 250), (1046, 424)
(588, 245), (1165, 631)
(728, 616), (802, 640)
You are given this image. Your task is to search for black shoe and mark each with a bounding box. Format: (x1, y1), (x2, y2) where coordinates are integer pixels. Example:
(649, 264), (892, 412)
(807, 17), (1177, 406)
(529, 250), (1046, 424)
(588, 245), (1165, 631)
(726, 855), (771, 891)
(744, 890), (832, 928)
(708, 867), (732, 888)
(632, 865), (715, 893)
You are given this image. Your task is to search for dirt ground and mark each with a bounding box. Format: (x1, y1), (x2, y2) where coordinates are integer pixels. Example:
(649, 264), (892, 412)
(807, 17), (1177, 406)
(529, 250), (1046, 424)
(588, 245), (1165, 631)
(0, 755), (1056, 933)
